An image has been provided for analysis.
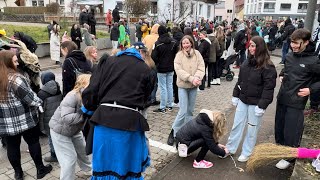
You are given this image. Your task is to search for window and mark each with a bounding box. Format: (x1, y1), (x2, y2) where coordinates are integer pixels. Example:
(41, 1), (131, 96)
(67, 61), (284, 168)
(207, 5), (211, 18)
(246, 5), (249, 14)
(116, 1), (123, 11)
(216, 16), (222, 21)
(298, 3), (307, 13)
(180, 2), (185, 17)
(60, 0), (64, 5)
(280, 3), (291, 11)
(250, 4), (253, 13)
(32, 0), (37, 6)
(254, 4), (256, 13)
(38, 0), (44, 6)
(258, 3), (261, 13)
(199, 4), (203, 15)
(264, 2), (275, 12)
(151, 2), (157, 14)
(191, 3), (194, 15)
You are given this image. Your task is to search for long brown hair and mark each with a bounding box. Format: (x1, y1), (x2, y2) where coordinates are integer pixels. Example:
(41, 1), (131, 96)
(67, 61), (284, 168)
(249, 36), (273, 69)
(0, 50), (16, 101)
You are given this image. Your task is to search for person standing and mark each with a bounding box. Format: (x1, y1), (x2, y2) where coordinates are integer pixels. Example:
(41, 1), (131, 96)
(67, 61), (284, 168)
(167, 35), (205, 146)
(0, 50), (52, 180)
(118, 21), (126, 50)
(13, 32), (37, 53)
(213, 26), (225, 85)
(47, 20), (57, 39)
(275, 29), (320, 169)
(112, 6), (120, 23)
(198, 30), (211, 90)
(79, 8), (89, 27)
(151, 25), (178, 113)
(279, 18), (295, 65)
(81, 43), (154, 179)
(233, 23), (247, 68)
(110, 22), (119, 50)
(136, 20), (143, 42)
(88, 8), (96, 36)
(50, 24), (61, 65)
(225, 36), (277, 162)
(105, 9), (113, 33)
(207, 29), (220, 87)
(70, 24), (82, 50)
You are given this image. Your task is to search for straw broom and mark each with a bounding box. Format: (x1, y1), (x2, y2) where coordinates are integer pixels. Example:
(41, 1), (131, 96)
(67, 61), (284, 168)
(246, 143), (320, 172)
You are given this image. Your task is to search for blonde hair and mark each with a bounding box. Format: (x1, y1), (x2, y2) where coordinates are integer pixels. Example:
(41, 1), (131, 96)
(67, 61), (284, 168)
(212, 111), (227, 142)
(216, 26), (225, 42)
(73, 74), (91, 94)
(84, 46), (97, 61)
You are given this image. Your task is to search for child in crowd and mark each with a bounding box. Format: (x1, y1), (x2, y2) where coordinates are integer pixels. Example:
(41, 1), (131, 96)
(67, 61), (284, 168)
(49, 74), (92, 180)
(176, 109), (229, 168)
(37, 71), (63, 162)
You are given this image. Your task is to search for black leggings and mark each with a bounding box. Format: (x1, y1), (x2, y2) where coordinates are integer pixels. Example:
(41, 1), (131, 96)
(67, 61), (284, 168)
(173, 71), (179, 104)
(187, 139), (209, 162)
(6, 125), (44, 173)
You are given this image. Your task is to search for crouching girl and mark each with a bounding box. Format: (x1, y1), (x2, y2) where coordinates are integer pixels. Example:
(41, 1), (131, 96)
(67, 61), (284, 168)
(176, 109), (229, 168)
(49, 74), (92, 180)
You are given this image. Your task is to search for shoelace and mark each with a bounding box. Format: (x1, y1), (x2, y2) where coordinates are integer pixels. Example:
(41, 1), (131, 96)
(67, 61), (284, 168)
(230, 155), (244, 172)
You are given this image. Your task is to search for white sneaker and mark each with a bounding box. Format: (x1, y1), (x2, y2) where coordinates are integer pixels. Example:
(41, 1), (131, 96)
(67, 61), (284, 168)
(211, 79), (217, 85)
(216, 78), (221, 85)
(237, 155), (249, 162)
(312, 154), (320, 172)
(276, 159), (291, 169)
(178, 143), (188, 157)
(172, 103), (179, 108)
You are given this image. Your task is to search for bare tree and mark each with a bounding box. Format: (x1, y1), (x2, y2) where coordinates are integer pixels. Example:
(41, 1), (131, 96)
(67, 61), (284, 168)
(159, 1), (191, 24)
(124, 0), (151, 17)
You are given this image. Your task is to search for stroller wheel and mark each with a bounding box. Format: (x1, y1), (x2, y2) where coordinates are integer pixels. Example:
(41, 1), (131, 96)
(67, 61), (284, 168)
(230, 71), (235, 76)
(226, 74), (233, 81)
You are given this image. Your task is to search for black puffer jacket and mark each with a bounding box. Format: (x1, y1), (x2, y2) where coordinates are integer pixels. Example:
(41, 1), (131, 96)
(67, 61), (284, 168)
(233, 59), (277, 109)
(278, 43), (320, 109)
(79, 11), (89, 25)
(14, 32), (37, 53)
(62, 50), (92, 96)
(234, 29), (247, 52)
(176, 113), (226, 157)
(198, 38), (211, 62)
(151, 33), (178, 73)
(281, 22), (295, 43)
(110, 26), (119, 41)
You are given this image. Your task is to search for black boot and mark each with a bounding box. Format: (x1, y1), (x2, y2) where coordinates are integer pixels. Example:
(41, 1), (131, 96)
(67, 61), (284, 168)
(14, 171), (24, 180)
(167, 129), (175, 146)
(37, 164), (52, 179)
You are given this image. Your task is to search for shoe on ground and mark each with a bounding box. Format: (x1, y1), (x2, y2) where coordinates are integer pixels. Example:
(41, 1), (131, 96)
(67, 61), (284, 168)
(237, 155), (249, 162)
(172, 103), (179, 108)
(37, 164), (53, 179)
(167, 129), (175, 146)
(210, 79), (217, 85)
(275, 159), (290, 170)
(153, 108), (166, 114)
(44, 156), (58, 163)
(193, 160), (213, 168)
(55, 61), (61, 65)
(216, 78), (221, 85)
(14, 171), (24, 180)
(166, 107), (173, 112)
(178, 143), (188, 157)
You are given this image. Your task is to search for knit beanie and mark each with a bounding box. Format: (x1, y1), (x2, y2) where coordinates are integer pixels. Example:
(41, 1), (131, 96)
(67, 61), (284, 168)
(41, 71), (55, 85)
(158, 25), (167, 36)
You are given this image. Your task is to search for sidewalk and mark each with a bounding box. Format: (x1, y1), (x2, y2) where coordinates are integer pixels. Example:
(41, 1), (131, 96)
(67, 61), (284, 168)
(152, 56), (294, 180)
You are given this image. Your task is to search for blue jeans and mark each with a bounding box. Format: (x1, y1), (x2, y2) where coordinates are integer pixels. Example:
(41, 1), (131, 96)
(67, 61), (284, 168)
(172, 87), (198, 137)
(157, 72), (174, 109)
(226, 100), (262, 157)
(281, 41), (289, 63)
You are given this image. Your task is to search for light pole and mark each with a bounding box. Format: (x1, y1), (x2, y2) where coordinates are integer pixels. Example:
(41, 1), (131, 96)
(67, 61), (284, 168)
(172, 0), (175, 22)
(305, 0), (317, 31)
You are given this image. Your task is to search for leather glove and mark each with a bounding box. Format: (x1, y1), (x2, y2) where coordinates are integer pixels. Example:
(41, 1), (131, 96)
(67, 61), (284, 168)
(232, 97), (239, 106)
(255, 106), (265, 117)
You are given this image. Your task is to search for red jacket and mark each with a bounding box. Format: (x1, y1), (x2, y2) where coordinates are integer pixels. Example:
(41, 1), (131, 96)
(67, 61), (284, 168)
(105, 12), (112, 25)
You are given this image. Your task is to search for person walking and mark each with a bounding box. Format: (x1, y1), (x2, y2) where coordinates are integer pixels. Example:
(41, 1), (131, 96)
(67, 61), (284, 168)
(151, 25), (178, 113)
(0, 50), (52, 180)
(167, 35), (205, 146)
(225, 36), (277, 162)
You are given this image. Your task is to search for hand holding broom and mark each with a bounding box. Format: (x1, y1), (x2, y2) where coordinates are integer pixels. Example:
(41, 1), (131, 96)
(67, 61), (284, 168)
(246, 143), (320, 172)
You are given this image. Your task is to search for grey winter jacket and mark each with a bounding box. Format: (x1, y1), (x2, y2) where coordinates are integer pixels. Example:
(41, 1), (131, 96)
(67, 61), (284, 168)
(49, 90), (84, 137)
(207, 34), (220, 63)
(38, 80), (62, 135)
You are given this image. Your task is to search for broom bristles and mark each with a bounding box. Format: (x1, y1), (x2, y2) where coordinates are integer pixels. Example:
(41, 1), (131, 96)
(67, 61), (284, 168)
(246, 143), (297, 172)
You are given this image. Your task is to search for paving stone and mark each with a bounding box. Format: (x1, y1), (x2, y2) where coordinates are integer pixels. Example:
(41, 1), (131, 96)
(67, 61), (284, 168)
(0, 174), (10, 180)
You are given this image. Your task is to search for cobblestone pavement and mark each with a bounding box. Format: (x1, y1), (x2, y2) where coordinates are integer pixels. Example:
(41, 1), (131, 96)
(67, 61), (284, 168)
(0, 55), (281, 179)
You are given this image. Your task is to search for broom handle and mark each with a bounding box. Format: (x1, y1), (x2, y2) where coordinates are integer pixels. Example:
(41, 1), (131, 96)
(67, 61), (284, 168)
(297, 148), (320, 158)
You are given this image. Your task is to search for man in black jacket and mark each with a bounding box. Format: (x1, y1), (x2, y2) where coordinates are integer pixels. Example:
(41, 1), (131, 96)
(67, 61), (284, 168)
(151, 25), (178, 113)
(233, 23), (247, 68)
(275, 29), (320, 170)
(112, 6), (120, 23)
(13, 32), (37, 53)
(279, 18), (296, 64)
(136, 20), (143, 42)
(79, 8), (89, 27)
(198, 30), (211, 89)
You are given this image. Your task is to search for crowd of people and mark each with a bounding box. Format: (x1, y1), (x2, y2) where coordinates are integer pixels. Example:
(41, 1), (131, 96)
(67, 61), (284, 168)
(0, 10), (320, 180)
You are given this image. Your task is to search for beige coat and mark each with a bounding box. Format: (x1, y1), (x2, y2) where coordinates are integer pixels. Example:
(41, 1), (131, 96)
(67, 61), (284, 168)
(174, 49), (205, 89)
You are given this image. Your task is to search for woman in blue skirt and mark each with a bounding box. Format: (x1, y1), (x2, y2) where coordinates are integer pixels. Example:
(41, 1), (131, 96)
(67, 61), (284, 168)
(82, 42), (155, 179)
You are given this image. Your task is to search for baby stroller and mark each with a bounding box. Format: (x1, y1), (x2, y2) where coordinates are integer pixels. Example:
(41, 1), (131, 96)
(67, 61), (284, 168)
(221, 53), (239, 81)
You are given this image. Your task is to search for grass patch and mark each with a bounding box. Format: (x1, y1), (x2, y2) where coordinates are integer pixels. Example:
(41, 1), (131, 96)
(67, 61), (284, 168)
(0, 24), (109, 43)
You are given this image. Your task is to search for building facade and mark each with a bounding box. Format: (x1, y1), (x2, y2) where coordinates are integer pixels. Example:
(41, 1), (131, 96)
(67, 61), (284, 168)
(244, 0), (320, 20)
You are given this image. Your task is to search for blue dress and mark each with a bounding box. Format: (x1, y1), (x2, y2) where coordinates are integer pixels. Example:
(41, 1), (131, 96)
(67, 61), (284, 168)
(91, 125), (150, 180)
